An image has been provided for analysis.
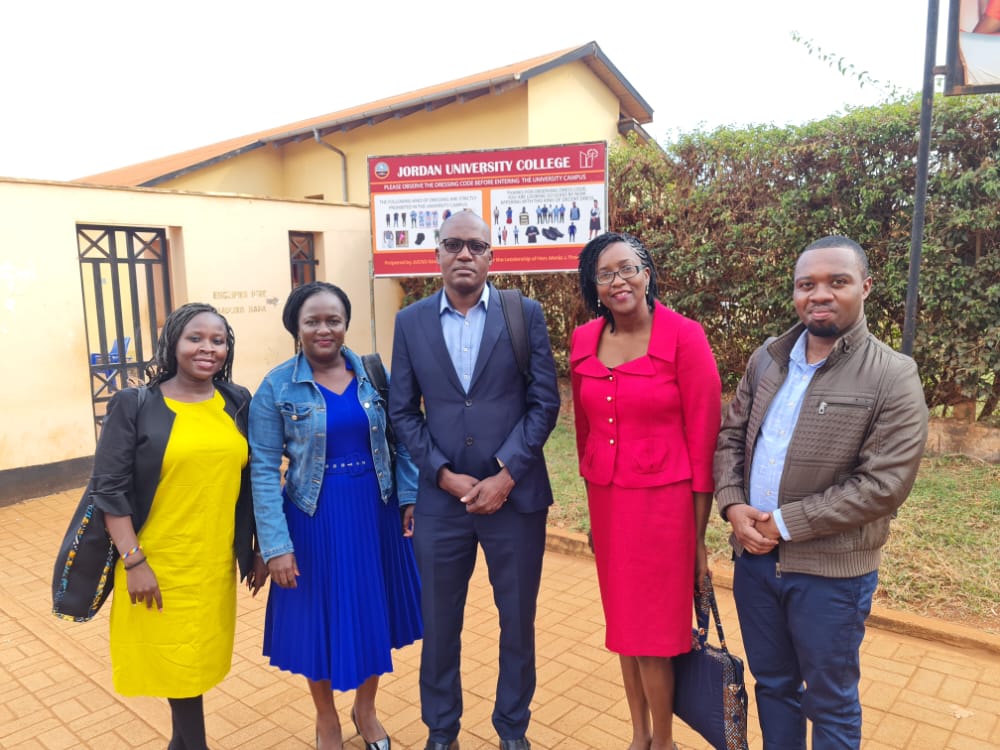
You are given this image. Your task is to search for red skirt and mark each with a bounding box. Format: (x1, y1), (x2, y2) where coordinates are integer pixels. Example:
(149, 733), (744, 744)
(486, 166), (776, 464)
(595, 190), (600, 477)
(588, 480), (694, 656)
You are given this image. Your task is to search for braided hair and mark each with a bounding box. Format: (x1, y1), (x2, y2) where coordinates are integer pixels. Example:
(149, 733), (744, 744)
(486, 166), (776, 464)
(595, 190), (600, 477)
(146, 303), (235, 386)
(577, 232), (658, 332)
(281, 281), (352, 338)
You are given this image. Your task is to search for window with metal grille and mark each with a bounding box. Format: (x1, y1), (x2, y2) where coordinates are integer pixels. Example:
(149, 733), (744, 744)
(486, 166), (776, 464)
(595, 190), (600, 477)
(289, 231), (318, 288)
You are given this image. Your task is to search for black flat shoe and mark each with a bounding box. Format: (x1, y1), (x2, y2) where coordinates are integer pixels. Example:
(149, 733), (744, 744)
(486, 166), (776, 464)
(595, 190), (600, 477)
(351, 707), (391, 750)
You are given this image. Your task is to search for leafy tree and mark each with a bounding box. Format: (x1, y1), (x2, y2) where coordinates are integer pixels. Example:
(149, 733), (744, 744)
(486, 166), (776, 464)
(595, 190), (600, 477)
(398, 95), (1000, 420)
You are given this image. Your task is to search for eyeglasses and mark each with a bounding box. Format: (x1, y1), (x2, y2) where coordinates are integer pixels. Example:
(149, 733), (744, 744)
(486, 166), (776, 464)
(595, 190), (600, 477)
(440, 238), (491, 255)
(595, 265), (643, 285)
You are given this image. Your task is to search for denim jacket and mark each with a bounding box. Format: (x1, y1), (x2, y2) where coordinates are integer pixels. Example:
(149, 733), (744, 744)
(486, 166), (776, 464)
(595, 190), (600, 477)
(249, 346), (418, 562)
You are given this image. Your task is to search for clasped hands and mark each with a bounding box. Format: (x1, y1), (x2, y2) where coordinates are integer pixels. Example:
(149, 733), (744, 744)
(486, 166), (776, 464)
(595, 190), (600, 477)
(727, 504), (781, 554)
(438, 465), (514, 515)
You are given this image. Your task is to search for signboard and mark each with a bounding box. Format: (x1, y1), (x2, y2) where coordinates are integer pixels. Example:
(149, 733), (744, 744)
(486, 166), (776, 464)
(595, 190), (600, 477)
(368, 142), (607, 277)
(945, 0), (1000, 94)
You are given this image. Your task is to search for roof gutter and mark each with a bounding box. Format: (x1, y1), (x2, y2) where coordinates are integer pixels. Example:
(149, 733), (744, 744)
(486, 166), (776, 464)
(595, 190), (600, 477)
(313, 129), (348, 202)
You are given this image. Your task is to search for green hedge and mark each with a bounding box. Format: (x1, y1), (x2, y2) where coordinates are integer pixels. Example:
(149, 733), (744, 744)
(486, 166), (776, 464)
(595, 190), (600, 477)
(399, 95), (1000, 420)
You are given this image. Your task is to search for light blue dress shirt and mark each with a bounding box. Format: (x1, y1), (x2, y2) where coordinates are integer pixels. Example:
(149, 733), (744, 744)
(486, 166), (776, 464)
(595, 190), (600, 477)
(749, 331), (826, 540)
(439, 285), (490, 393)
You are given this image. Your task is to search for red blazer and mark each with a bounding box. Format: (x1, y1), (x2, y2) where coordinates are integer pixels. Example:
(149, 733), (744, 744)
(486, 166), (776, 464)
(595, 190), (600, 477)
(570, 302), (721, 490)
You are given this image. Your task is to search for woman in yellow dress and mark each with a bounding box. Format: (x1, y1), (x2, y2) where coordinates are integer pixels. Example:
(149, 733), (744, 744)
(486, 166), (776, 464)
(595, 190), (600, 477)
(93, 303), (266, 750)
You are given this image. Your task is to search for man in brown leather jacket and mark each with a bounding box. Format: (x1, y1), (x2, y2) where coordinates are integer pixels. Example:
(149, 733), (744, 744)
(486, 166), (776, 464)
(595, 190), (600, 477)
(714, 235), (928, 750)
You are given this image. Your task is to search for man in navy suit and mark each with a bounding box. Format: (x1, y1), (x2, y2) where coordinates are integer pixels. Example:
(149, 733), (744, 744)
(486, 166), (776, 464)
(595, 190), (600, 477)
(389, 210), (560, 750)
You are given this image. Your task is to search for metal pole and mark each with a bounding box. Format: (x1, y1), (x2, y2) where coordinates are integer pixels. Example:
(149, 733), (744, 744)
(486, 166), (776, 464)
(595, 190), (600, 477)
(369, 259), (378, 353)
(902, 0), (940, 356)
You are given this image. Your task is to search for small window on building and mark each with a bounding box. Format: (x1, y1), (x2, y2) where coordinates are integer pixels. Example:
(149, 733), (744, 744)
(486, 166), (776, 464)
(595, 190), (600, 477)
(289, 231), (317, 289)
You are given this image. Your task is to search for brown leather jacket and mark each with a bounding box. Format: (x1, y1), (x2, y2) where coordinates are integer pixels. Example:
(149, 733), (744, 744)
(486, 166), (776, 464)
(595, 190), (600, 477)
(714, 317), (928, 577)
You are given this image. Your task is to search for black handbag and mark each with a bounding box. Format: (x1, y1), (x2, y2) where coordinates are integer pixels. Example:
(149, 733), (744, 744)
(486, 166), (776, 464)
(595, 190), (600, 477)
(52, 386), (146, 622)
(361, 353), (396, 472)
(51, 491), (118, 621)
(673, 576), (750, 750)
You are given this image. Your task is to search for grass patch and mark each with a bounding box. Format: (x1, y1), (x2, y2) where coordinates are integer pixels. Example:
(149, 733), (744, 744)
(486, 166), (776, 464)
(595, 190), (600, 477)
(877, 455), (1000, 631)
(546, 403), (1000, 633)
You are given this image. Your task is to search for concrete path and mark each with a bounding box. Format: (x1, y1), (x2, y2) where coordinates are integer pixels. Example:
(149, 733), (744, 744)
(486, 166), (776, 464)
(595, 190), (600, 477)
(2, 490), (998, 749)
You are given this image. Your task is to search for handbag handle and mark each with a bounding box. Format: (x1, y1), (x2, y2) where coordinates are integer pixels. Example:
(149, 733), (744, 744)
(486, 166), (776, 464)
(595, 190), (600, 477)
(692, 575), (731, 653)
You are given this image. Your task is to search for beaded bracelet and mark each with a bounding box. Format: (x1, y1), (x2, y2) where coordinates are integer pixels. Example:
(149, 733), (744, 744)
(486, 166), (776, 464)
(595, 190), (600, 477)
(124, 557), (148, 571)
(122, 544), (142, 561)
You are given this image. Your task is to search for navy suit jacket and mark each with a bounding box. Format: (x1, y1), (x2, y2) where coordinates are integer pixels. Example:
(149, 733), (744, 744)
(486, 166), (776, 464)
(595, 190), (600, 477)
(389, 285), (560, 516)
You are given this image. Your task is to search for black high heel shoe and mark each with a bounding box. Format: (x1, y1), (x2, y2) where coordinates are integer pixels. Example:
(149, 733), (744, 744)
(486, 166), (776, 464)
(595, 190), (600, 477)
(351, 707), (391, 750)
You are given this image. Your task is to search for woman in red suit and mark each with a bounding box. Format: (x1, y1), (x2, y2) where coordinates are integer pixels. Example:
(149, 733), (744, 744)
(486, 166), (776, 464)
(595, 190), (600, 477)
(570, 233), (721, 750)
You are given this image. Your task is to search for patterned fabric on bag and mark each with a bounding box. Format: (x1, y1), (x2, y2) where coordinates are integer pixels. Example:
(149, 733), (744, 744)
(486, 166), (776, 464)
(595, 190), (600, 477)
(673, 577), (749, 750)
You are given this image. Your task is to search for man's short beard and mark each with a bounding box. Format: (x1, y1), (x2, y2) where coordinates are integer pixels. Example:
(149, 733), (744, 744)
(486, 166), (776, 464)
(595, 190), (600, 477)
(806, 322), (840, 338)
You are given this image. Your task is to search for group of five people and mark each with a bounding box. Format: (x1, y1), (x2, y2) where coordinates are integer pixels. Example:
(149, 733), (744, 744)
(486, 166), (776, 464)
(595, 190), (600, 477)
(86, 209), (927, 750)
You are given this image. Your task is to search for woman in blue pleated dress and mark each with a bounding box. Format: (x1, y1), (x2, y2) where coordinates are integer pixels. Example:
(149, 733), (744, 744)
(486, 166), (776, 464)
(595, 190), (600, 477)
(250, 282), (422, 750)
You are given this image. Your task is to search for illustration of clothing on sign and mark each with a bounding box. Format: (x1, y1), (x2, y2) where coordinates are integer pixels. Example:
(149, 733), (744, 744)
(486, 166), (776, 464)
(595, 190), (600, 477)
(570, 204), (581, 221)
(568, 223), (576, 241)
(520, 208), (530, 225)
(494, 206), (500, 224)
(506, 207), (513, 224)
(411, 210), (417, 226)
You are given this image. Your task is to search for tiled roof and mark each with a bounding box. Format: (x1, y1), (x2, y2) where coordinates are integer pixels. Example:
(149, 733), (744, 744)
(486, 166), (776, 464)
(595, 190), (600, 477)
(77, 41), (653, 188)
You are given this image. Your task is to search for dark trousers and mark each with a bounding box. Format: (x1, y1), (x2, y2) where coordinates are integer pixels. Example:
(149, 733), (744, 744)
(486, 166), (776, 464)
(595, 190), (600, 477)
(734, 550), (878, 750)
(414, 505), (547, 743)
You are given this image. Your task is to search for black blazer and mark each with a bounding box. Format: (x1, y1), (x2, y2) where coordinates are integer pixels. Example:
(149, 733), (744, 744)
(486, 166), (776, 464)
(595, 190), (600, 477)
(90, 382), (256, 579)
(388, 285), (560, 516)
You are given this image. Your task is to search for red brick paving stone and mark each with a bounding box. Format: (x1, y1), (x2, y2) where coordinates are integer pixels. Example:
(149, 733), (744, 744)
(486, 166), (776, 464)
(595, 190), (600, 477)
(891, 695), (960, 732)
(940, 673), (978, 705)
(861, 655), (916, 686)
(870, 711), (918, 747)
(990, 714), (1000, 747)
(35, 725), (79, 750)
(953, 709), (999, 747)
(949, 734), (1000, 750)
(905, 724), (954, 750)
(0, 717), (62, 749)
(907, 665), (948, 695)
(969, 683), (1000, 714)
(6, 491), (1000, 749)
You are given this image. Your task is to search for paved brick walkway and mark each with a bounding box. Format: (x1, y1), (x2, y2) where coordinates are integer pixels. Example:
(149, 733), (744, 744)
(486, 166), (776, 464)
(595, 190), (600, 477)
(2, 490), (998, 749)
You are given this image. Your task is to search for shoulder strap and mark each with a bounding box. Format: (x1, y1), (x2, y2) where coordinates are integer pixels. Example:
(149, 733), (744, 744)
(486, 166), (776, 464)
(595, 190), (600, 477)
(693, 575), (731, 652)
(361, 353), (389, 401)
(360, 354), (396, 467)
(497, 288), (531, 382)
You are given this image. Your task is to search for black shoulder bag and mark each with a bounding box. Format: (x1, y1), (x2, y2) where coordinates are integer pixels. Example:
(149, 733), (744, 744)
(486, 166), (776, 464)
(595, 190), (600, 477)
(361, 353), (396, 472)
(52, 386), (147, 622)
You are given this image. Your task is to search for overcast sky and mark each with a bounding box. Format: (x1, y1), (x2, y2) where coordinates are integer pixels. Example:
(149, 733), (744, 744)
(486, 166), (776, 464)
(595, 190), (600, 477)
(0, 0), (948, 181)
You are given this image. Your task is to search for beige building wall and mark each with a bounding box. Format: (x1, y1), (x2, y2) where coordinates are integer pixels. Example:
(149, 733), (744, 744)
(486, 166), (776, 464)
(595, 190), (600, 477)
(157, 145), (288, 198)
(527, 62), (622, 147)
(0, 178), (379, 481)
